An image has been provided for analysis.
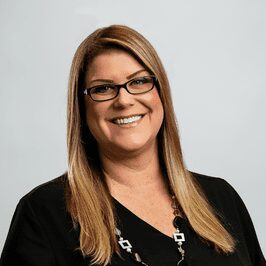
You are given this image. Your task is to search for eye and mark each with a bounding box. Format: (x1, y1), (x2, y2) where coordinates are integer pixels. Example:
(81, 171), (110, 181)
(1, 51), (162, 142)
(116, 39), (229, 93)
(91, 85), (115, 94)
(130, 76), (152, 86)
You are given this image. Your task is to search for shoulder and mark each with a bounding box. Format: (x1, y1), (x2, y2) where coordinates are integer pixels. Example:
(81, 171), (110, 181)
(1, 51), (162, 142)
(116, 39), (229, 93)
(190, 170), (231, 188)
(1, 173), (81, 265)
(12, 172), (73, 242)
(188, 171), (255, 235)
(189, 172), (266, 264)
(21, 173), (67, 201)
(190, 171), (238, 201)
(189, 171), (246, 222)
(18, 173), (69, 217)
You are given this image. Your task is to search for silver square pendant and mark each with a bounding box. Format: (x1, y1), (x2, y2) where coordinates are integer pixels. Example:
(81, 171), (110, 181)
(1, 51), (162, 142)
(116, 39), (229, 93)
(173, 232), (185, 242)
(118, 239), (132, 250)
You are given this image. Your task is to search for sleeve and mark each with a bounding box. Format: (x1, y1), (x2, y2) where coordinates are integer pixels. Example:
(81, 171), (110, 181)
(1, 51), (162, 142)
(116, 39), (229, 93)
(0, 197), (56, 266)
(224, 180), (266, 265)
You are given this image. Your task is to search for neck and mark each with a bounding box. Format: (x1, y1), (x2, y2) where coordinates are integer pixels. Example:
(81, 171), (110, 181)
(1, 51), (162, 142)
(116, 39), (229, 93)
(99, 141), (169, 196)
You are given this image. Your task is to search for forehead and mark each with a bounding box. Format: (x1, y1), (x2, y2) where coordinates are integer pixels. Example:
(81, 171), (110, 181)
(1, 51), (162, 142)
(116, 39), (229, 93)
(85, 49), (148, 84)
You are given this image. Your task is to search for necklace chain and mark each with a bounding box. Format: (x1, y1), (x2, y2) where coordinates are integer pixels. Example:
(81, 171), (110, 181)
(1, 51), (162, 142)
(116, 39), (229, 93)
(115, 195), (186, 265)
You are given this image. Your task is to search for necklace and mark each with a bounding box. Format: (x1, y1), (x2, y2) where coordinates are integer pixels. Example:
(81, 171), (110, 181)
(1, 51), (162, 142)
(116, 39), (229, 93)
(115, 195), (186, 265)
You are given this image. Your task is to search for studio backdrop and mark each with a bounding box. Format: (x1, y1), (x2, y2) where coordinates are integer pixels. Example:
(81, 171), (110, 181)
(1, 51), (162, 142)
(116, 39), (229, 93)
(0, 0), (265, 253)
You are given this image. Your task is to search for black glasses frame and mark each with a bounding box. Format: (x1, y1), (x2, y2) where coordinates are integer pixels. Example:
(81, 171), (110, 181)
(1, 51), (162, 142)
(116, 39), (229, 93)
(83, 75), (157, 102)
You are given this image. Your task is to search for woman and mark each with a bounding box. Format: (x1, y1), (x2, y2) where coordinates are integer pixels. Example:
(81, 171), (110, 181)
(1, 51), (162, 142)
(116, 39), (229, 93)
(1, 25), (265, 266)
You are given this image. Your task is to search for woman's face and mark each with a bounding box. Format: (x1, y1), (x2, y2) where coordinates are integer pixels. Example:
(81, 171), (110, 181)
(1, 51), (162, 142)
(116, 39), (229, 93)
(84, 49), (164, 155)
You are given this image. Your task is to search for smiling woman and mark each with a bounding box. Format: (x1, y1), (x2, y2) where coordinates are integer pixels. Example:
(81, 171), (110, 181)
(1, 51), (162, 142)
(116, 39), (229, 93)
(1, 25), (265, 266)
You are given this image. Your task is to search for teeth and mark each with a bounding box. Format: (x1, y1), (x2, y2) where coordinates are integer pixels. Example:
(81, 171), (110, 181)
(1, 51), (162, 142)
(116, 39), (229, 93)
(113, 115), (142, 125)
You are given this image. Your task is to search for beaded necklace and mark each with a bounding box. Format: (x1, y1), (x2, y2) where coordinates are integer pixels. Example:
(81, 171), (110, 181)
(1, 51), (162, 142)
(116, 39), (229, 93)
(115, 195), (186, 265)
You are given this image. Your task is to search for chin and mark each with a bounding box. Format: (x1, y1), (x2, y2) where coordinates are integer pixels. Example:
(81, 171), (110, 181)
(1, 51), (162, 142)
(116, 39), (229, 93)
(112, 137), (155, 154)
(116, 143), (144, 152)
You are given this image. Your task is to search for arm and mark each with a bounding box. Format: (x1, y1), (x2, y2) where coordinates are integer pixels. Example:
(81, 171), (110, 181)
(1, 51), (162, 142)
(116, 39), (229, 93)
(224, 180), (266, 265)
(0, 197), (55, 266)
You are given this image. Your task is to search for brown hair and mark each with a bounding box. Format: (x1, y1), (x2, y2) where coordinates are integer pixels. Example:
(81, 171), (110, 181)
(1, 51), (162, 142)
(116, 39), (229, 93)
(66, 24), (235, 265)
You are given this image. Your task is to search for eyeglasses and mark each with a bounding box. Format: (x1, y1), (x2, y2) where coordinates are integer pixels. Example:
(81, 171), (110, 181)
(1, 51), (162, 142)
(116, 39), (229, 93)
(83, 75), (157, 102)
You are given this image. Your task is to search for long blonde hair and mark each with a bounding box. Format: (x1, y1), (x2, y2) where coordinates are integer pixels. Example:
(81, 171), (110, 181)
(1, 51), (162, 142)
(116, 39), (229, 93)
(66, 25), (235, 265)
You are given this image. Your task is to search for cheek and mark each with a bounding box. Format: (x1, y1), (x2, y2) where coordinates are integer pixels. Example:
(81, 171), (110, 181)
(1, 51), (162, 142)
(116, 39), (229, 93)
(142, 90), (164, 132)
(84, 101), (114, 146)
(155, 103), (164, 129)
(85, 103), (105, 135)
(150, 90), (164, 118)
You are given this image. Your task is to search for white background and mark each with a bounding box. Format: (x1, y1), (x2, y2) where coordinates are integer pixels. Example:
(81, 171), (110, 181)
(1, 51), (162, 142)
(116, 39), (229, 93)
(0, 0), (265, 254)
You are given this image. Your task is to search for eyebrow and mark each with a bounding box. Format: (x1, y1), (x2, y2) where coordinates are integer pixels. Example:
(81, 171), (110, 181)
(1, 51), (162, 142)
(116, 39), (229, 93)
(126, 69), (147, 79)
(88, 69), (148, 87)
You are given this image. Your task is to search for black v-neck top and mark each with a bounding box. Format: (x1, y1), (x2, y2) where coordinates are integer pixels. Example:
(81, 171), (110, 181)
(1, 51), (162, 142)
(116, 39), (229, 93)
(1, 172), (265, 266)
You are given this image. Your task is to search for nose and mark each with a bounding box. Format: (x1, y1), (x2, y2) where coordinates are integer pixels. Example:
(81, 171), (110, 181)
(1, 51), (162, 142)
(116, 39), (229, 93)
(113, 87), (135, 107)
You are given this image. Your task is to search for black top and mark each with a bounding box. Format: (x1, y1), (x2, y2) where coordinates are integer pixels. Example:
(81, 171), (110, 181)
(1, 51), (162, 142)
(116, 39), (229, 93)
(1, 172), (265, 266)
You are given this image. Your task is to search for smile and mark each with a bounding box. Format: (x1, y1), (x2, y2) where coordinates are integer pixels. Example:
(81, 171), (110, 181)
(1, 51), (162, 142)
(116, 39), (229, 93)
(112, 115), (144, 125)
